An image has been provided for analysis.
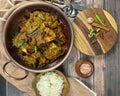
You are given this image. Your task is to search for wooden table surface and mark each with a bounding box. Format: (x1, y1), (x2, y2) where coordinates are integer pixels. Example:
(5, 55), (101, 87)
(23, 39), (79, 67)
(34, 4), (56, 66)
(0, 0), (120, 96)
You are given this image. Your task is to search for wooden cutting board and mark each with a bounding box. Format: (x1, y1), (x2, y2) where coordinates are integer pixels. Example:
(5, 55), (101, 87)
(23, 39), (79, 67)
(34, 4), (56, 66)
(67, 77), (96, 96)
(0, 1), (96, 96)
(73, 8), (118, 56)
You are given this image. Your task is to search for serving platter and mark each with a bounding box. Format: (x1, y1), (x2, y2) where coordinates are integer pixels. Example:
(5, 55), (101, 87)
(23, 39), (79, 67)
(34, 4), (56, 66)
(73, 8), (118, 56)
(0, 1), (96, 96)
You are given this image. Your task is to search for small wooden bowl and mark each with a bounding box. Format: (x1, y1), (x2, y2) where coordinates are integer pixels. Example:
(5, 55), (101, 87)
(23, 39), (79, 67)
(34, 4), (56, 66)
(32, 70), (69, 96)
(75, 59), (94, 78)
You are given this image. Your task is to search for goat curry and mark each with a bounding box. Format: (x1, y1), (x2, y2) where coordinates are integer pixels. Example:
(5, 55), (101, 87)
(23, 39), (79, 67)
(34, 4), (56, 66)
(12, 11), (67, 68)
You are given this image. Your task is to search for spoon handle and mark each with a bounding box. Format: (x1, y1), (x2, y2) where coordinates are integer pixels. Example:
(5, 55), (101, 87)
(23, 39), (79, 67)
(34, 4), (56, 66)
(71, 3), (86, 11)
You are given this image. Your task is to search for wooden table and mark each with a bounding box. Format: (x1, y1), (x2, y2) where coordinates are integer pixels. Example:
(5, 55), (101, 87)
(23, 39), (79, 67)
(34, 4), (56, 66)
(0, 0), (120, 96)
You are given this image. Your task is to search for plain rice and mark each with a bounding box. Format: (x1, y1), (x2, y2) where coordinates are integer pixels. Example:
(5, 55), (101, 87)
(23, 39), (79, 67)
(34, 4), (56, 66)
(36, 71), (64, 96)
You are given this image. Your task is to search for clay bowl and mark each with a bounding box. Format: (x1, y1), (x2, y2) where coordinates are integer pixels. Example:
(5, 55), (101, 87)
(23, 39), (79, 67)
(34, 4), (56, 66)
(2, 2), (73, 73)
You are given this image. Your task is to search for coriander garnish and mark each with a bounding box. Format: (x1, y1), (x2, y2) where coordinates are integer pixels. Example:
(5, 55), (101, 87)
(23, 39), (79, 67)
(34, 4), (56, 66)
(18, 40), (24, 47)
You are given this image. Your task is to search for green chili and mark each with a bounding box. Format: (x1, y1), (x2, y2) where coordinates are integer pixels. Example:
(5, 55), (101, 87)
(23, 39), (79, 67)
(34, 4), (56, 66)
(18, 40), (24, 47)
(32, 23), (40, 32)
(96, 28), (101, 32)
(88, 30), (94, 38)
(28, 23), (40, 37)
(88, 28), (101, 38)
(92, 8), (105, 26)
(95, 14), (105, 26)
(88, 34), (93, 38)
(34, 46), (37, 53)
(88, 30), (95, 38)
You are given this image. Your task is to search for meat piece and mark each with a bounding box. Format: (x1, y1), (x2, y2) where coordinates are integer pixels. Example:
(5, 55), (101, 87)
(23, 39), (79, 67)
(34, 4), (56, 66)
(43, 43), (64, 60)
(23, 55), (36, 67)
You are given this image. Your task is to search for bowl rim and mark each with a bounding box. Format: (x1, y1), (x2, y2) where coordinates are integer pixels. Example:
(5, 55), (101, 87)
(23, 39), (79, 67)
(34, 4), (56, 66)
(3, 1), (73, 73)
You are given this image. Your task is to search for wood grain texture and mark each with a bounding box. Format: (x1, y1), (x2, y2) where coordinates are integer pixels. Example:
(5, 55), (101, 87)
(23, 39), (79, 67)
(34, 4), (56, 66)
(67, 77), (96, 96)
(7, 82), (29, 96)
(73, 8), (118, 56)
(103, 0), (120, 96)
(0, 0), (120, 96)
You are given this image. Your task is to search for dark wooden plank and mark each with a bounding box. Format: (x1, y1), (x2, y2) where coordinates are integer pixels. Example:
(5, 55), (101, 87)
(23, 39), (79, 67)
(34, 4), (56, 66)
(0, 75), (6, 96)
(116, 0), (120, 95)
(67, 46), (79, 78)
(90, 0), (106, 96)
(104, 0), (120, 96)
(7, 82), (28, 96)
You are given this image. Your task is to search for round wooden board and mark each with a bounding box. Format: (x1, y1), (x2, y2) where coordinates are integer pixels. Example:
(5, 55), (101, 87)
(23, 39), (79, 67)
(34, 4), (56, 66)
(72, 8), (118, 56)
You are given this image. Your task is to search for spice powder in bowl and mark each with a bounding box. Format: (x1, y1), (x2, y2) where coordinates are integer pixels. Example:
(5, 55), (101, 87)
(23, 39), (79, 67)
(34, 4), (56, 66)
(80, 63), (92, 75)
(75, 59), (94, 78)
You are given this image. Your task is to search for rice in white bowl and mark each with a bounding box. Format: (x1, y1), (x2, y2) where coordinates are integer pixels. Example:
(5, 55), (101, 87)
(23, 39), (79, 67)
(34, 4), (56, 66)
(36, 71), (64, 96)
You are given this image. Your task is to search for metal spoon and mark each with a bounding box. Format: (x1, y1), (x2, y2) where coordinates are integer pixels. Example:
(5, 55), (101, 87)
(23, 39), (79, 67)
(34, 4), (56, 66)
(47, 0), (86, 18)
(70, 0), (82, 3)
(62, 5), (78, 17)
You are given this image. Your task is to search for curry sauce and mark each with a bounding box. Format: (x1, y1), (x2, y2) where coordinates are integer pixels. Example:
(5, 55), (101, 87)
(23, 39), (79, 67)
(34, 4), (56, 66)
(12, 11), (67, 68)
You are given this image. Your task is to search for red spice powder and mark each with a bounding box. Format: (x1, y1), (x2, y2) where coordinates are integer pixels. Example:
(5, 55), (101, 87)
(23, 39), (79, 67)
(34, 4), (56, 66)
(80, 63), (92, 75)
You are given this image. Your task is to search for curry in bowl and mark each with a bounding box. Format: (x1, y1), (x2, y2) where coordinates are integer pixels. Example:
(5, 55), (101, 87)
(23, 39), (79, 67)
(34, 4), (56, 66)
(3, 2), (73, 72)
(12, 10), (67, 68)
